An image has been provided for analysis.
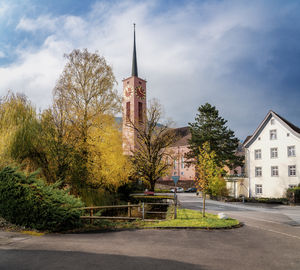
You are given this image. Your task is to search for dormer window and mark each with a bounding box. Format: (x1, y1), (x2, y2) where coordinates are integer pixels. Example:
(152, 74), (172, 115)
(270, 129), (277, 140)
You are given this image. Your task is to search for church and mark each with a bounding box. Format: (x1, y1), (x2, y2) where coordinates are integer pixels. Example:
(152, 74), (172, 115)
(121, 25), (195, 189)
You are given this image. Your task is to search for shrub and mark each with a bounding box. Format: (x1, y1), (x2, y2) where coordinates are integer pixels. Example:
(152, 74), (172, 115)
(0, 167), (84, 231)
(287, 187), (300, 204)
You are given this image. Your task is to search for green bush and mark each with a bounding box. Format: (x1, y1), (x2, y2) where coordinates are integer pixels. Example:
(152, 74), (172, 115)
(287, 187), (300, 204)
(0, 167), (84, 231)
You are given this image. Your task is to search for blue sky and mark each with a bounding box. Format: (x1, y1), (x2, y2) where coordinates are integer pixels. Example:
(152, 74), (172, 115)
(0, 0), (300, 140)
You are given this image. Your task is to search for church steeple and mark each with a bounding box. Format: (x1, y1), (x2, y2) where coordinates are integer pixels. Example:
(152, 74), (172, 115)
(131, 23), (138, 77)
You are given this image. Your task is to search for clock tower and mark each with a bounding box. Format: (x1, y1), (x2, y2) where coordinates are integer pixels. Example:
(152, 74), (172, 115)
(122, 24), (147, 155)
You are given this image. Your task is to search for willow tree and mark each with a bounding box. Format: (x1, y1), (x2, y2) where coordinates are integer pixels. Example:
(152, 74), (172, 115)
(0, 92), (59, 182)
(53, 49), (123, 189)
(128, 100), (177, 191)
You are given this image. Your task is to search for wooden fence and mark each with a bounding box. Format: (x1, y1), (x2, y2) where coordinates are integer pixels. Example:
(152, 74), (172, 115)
(79, 202), (173, 223)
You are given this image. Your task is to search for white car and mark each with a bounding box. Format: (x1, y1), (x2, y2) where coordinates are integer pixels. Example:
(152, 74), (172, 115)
(170, 187), (184, 193)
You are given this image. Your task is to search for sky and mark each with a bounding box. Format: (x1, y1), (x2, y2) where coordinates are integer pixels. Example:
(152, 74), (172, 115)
(0, 0), (300, 140)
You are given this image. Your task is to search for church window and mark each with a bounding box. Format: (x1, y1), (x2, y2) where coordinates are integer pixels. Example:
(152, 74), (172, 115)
(138, 102), (143, 122)
(126, 102), (130, 121)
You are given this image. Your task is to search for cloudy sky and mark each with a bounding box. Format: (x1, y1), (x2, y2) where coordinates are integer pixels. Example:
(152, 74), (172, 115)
(0, 0), (300, 140)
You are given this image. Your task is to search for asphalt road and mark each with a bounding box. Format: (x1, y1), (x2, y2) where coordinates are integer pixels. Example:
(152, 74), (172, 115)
(0, 194), (299, 270)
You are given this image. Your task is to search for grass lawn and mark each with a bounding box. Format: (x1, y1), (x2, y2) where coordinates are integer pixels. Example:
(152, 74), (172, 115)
(145, 208), (240, 228)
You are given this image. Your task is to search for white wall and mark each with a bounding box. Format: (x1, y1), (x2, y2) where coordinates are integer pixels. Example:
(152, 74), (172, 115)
(247, 116), (300, 198)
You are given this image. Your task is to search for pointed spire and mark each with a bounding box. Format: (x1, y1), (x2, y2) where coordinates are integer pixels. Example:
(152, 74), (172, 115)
(131, 23), (138, 77)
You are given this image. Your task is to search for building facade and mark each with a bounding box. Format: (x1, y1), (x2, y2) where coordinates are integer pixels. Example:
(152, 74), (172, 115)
(243, 111), (300, 198)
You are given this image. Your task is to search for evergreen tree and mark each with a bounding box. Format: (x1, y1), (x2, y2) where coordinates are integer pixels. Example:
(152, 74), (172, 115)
(187, 103), (243, 169)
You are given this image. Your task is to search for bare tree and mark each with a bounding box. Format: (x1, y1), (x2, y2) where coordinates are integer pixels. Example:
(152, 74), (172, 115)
(128, 100), (178, 191)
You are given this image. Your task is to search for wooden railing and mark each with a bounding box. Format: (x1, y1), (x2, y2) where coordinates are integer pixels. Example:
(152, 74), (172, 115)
(79, 202), (173, 223)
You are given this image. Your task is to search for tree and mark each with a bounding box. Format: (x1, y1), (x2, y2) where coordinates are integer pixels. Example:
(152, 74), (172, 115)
(87, 114), (132, 191)
(129, 100), (178, 191)
(187, 103), (243, 169)
(53, 49), (122, 188)
(195, 142), (226, 217)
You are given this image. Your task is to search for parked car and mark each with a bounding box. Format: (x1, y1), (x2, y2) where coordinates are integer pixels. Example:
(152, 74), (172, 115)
(144, 189), (155, 195)
(185, 188), (197, 193)
(170, 187), (184, 193)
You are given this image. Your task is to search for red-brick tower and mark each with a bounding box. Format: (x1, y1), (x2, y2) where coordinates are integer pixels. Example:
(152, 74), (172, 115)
(122, 24), (147, 155)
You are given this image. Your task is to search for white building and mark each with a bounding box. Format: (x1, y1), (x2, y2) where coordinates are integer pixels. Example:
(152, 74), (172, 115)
(243, 110), (300, 198)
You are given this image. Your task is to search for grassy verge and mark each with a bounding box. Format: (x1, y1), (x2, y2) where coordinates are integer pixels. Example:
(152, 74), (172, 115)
(145, 207), (239, 228)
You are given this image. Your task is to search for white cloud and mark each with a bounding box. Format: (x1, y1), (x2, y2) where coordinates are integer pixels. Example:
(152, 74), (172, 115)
(1, 0), (299, 140)
(16, 15), (59, 32)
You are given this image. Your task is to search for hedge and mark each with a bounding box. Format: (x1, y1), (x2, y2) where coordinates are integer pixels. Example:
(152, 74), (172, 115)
(0, 167), (84, 231)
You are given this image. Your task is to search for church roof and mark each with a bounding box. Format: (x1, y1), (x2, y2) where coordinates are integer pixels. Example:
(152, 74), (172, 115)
(171, 126), (191, 147)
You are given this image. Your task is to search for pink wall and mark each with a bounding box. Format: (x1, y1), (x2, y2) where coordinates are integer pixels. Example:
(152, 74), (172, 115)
(162, 145), (195, 181)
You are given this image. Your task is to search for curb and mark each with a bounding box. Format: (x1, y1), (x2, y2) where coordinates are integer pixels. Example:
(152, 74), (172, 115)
(143, 222), (244, 230)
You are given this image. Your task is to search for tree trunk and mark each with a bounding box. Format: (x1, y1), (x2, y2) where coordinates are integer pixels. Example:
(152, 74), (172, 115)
(202, 192), (206, 217)
(149, 180), (155, 191)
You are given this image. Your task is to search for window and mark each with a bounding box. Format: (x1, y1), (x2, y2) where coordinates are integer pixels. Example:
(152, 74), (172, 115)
(126, 102), (130, 121)
(173, 171), (177, 175)
(174, 159), (177, 169)
(270, 129), (277, 140)
(255, 167), (262, 177)
(289, 185), (296, 189)
(255, 184), (263, 195)
(255, 149), (261, 160)
(181, 157), (184, 169)
(181, 172), (184, 175)
(138, 102), (143, 123)
(271, 166), (279, 177)
(270, 148), (278, 158)
(271, 119), (275, 125)
(288, 165), (296, 177)
(288, 146), (296, 157)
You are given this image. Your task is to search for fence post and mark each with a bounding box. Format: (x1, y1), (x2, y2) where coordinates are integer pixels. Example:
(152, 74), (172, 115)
(90, 209), (94, 224)
(128, 202), (131, 217)
(142, 202), (145, 220)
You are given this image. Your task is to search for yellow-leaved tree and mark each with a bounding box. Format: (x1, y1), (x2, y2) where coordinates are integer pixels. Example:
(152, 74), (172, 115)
(195, 142), (226, 217)
(87, 115), (132, 191)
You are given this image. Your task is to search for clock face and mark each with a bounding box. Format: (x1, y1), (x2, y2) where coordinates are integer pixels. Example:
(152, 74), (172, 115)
(135, 86), (146, 99)
(124, 85), (133, 98)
